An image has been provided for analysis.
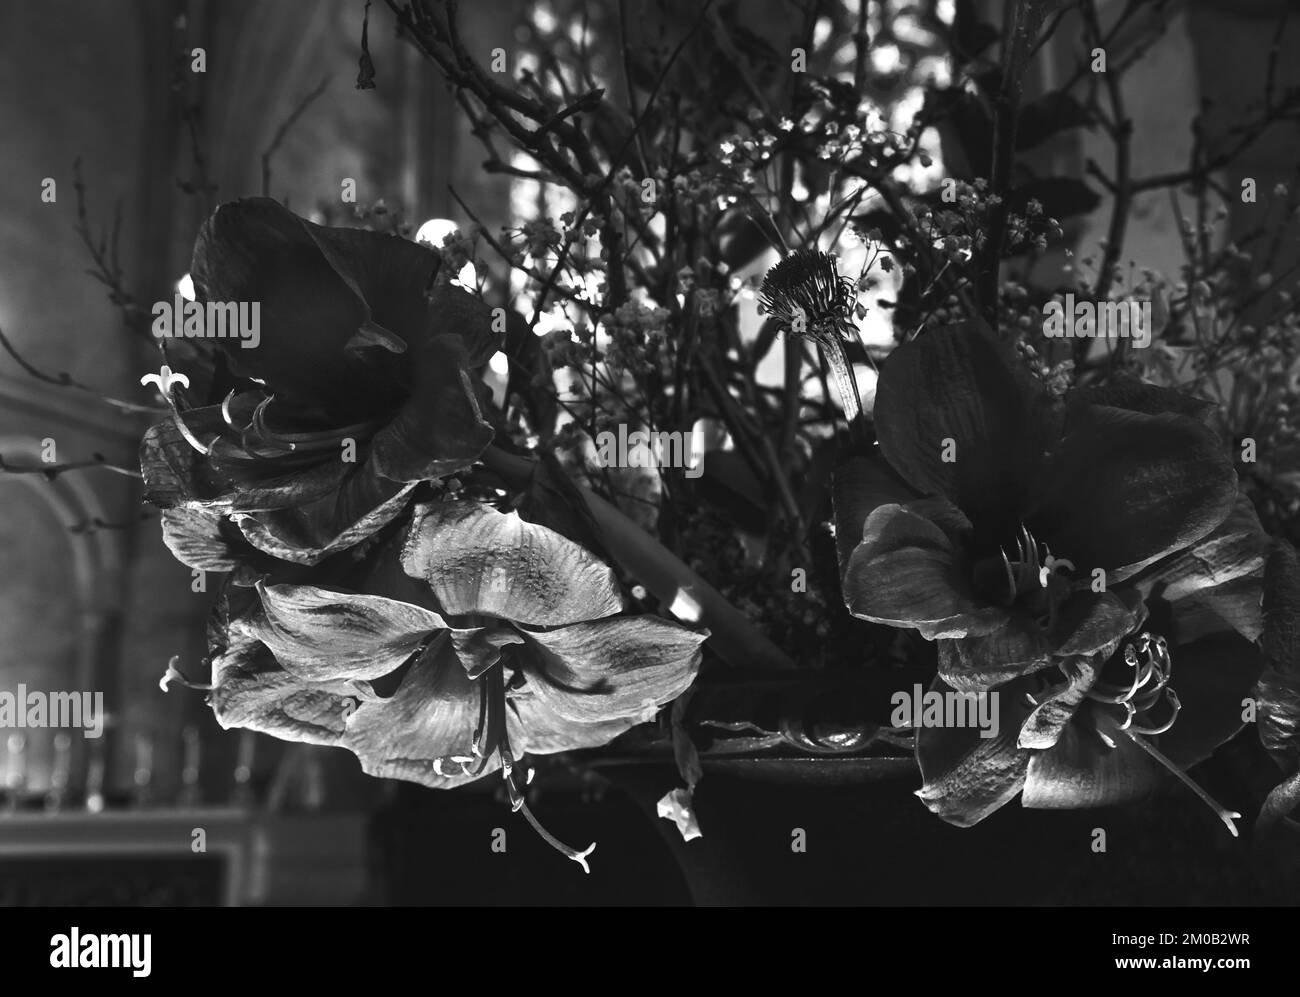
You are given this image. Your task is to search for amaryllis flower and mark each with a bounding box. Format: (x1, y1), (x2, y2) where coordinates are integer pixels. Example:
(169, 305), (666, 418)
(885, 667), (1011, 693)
(141, 198), (498, 567)
(202, 500), (706, 871)
(835, 322), (1267, 829)
(914, 508), (1268, 832)
(837, 322), (1239, 692)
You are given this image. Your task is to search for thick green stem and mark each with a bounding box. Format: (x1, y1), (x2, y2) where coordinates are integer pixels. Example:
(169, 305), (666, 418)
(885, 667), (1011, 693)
(481, 445), (797, 671)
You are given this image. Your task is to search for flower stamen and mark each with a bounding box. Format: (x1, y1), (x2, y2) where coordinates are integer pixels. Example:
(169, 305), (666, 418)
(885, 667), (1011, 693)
(142, 365), (212, 455)
(159, 655), (212, 692)
(1090, 633), (1238, 836)
(473, 660), (600, 874)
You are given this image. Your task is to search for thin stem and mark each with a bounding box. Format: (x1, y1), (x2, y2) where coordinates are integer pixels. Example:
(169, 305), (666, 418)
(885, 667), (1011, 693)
(1120, 725), (1240, 838)
(516, 799), (596, 874)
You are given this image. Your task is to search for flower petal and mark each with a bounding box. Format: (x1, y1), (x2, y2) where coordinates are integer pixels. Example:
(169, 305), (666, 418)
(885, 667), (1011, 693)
(915, 674), (1036, 827)
(1127, 493), (1267, 642)
(873, 322), (1051, 535)
(1066, 377), (1216, 424)
(938, 591), (1138, 692)
(247, 581), (446, 683)
(365, 332), (495, 483)
(1021, 708), (1162, 808)
(506, 689), (642, 755)
(1017, 658), (1098, 749)
(1030, 404), (1236, 572)
(209, 624), (359, 746)
(1258, 769), (1300, 835)
(160, 507), (256, 574)
(449, 626), (526, 678)
(400, 500), (625, 625)
(344, 633), (498, 788)
(140, 408), (250, 510)
(1259, 539), (1300, 773)
(842, 503), (1007, 639)
(231, 476), (416, 566)
(519, 615), (706, 724)
(190, 198), (437, 421)
(830, 453), (919, 576)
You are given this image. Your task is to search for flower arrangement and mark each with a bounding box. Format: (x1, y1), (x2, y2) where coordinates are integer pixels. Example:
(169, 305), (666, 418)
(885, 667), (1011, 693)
(8, 0), (1299, 877)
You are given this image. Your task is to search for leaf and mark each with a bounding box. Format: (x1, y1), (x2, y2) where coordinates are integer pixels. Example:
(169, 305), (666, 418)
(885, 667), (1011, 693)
(1008, 177), (1101, 220)
(1016, 91), (1093, 150)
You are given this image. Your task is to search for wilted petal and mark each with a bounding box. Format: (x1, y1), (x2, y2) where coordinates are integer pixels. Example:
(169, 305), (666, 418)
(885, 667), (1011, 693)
(1128, 493), (1267, 642)
(843, 503), (1006, 639)
(232, 475), (416, 566)
(401, 500), (625, 625)
(519, 615), (706, 724)
(1017, 659), (1098, 750)
(938, 591), (1137, 692)
(657, 787), (703, 842)
(247, 581), (446, 682)
(915, 675), (1035, 827)
(140, 411), (240, 510)
(209, 625), (360, 746)
(344, 633), (498, 789)
(938, 625), (1049, 691)
(160, 507), (252, 573)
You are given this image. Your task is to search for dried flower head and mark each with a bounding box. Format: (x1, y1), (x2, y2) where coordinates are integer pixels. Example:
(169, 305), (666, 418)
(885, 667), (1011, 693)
(758, 248), (857, 334)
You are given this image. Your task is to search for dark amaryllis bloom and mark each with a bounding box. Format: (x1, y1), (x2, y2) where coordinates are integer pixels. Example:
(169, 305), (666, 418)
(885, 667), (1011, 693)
(141, 198), (498, 567)
(198, 499), (706, 871)
(915, 540), (1267, 832)
(835, 322), (1268, 828)
(758, 248), (867, 439)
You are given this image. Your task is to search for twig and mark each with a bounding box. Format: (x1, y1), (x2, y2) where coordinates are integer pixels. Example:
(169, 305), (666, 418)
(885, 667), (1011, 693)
(261, 77), (331, 197)
(0, 325), (164, 415)
(0, 454), (142, 481)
